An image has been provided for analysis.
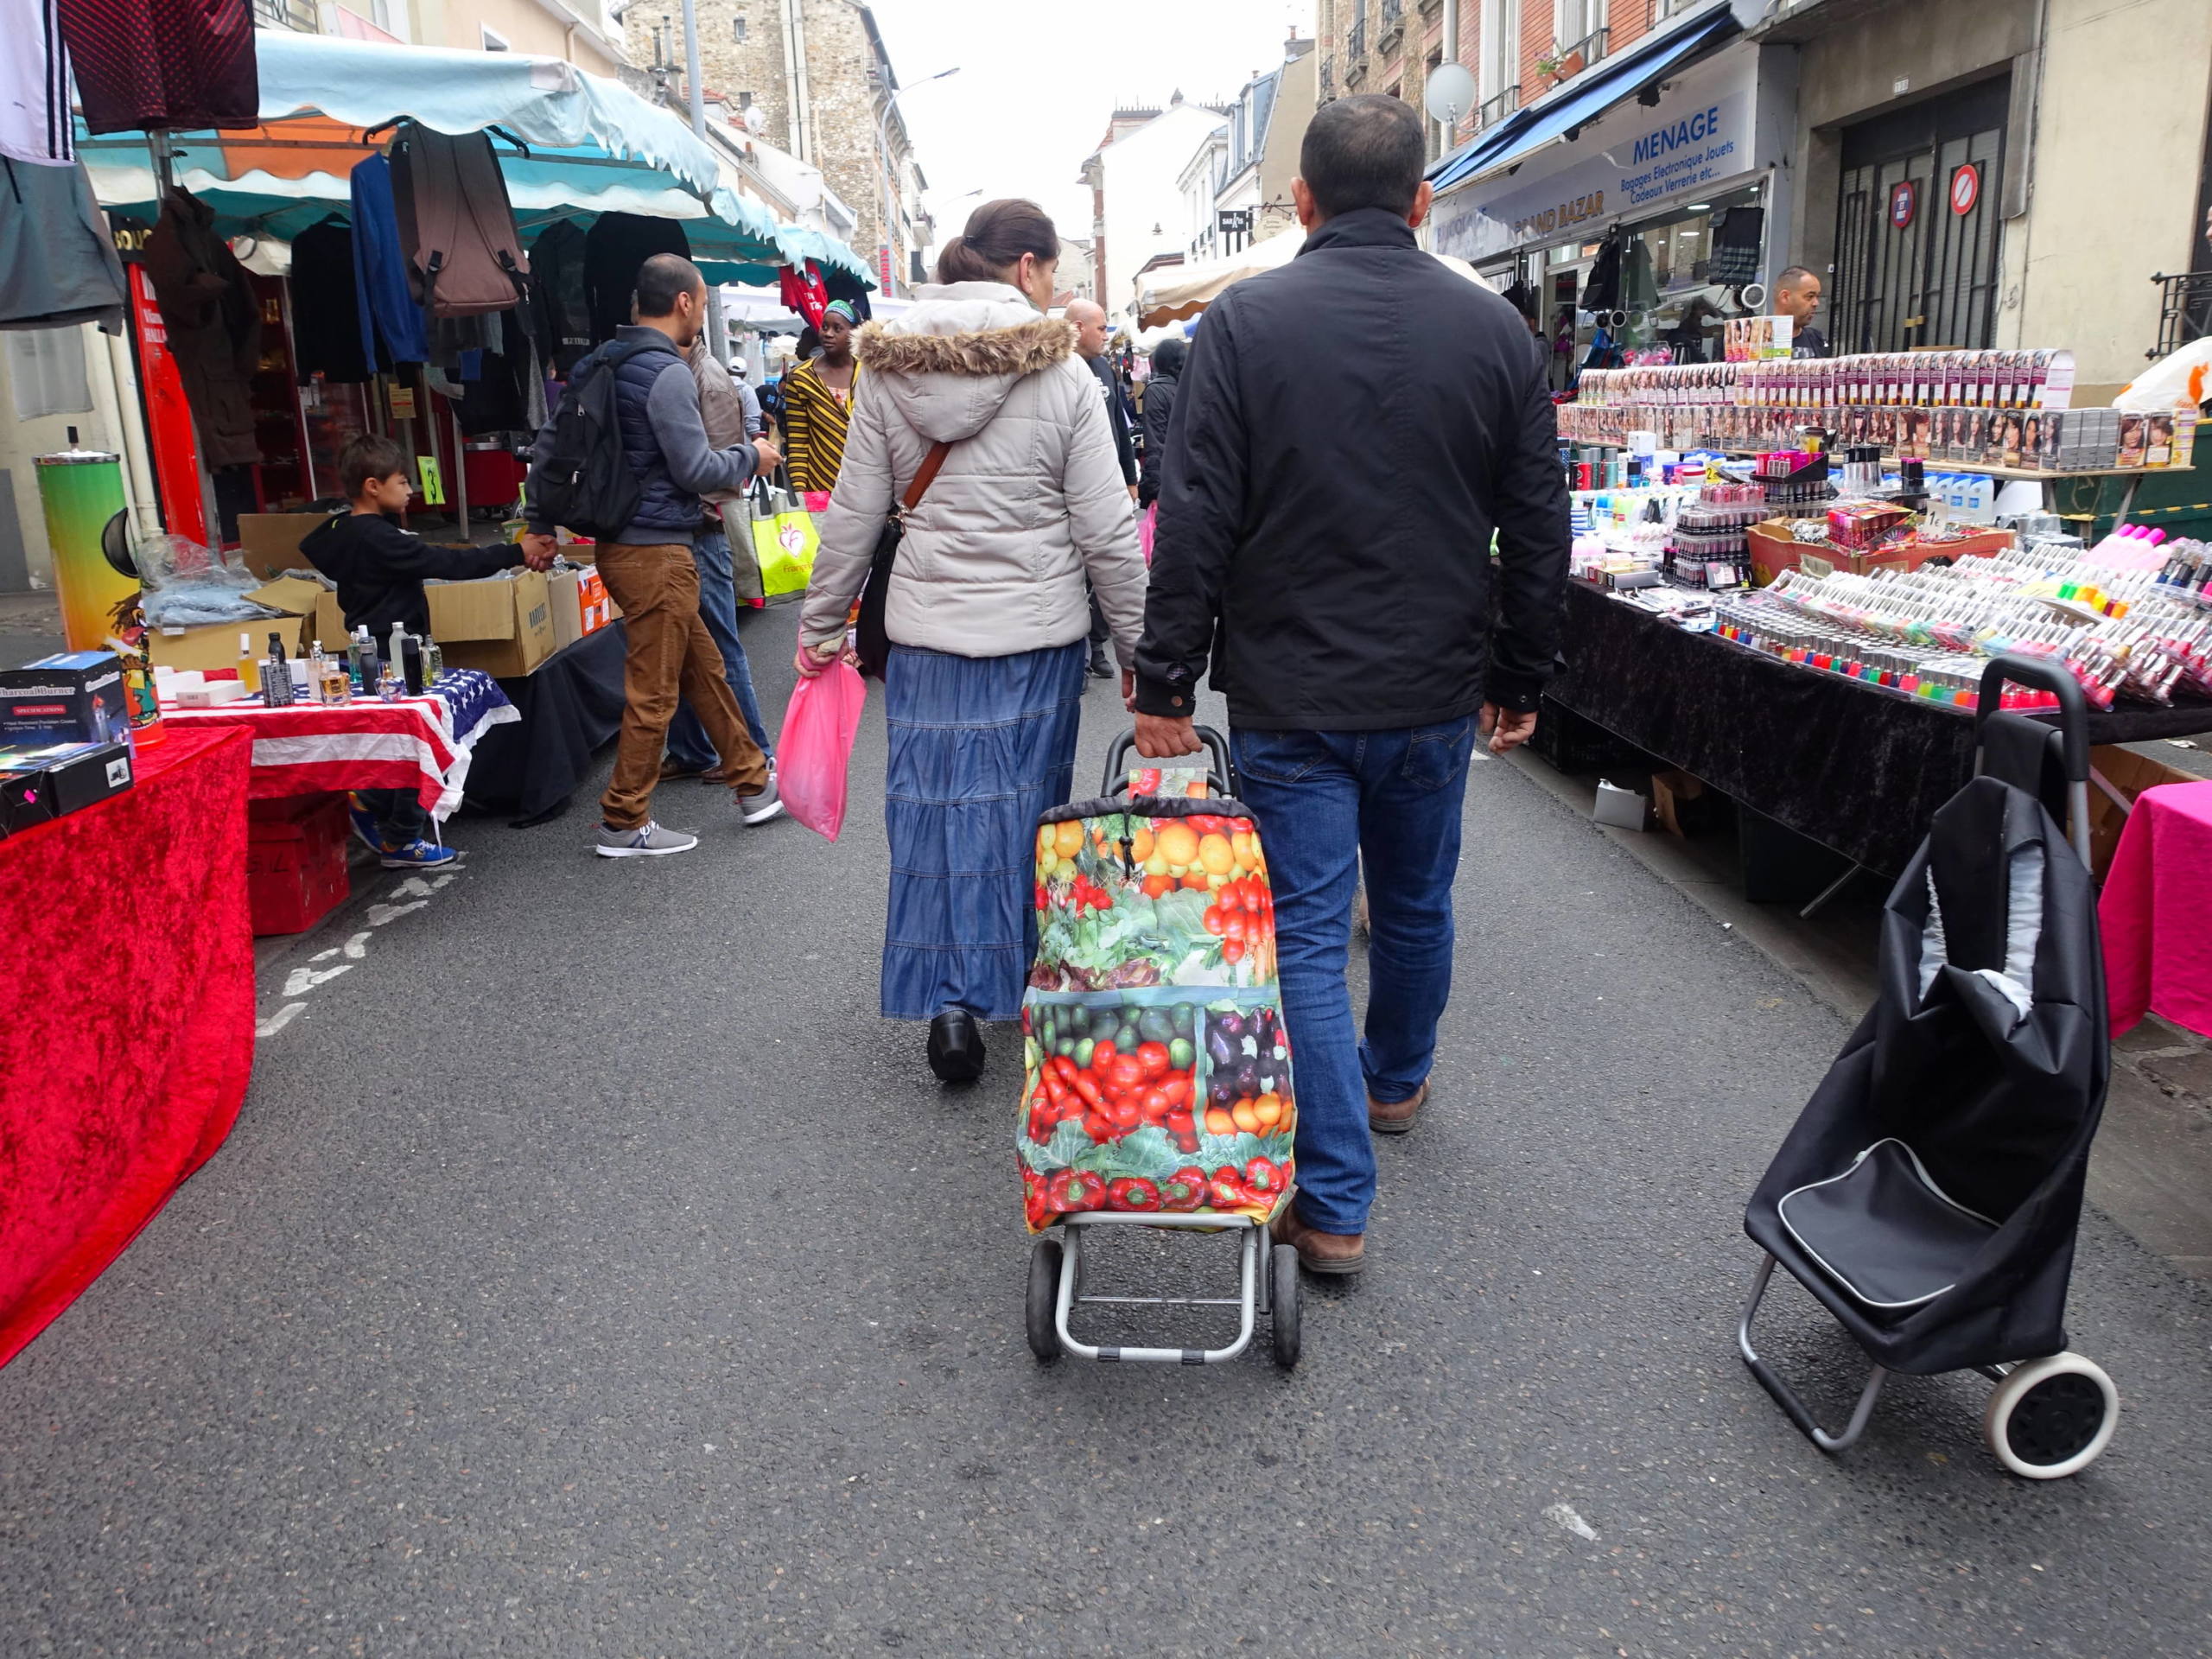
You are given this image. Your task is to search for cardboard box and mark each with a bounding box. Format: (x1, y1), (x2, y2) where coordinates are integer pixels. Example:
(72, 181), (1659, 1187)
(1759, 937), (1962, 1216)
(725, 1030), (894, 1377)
(0, 651), (130, 746)
(430, 569), (555, 677)
(0, 761), (54, 838)
(236, 512), (336, 581)
(150, 577), (323, 672)
(0, 739), (133, 819)
(2086, 745), (2198, 879)
(545, 566), (614, 649)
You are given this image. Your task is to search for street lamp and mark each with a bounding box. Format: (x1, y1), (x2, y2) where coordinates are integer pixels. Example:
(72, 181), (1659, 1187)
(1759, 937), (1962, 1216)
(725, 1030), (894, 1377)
(875, 66), (959, 299)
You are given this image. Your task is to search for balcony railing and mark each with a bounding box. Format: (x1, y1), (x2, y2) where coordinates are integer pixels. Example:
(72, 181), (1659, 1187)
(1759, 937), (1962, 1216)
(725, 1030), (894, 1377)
(2149, 270), (2212, 361)
(251, 0), (317, 29)
(1542, 25), (1609, 81)
(1347, 19), (1368, 60)
(1477, 84), (1520, 130)
(1319, 57), (1334, 100)
(1377, 0), (1406, 49)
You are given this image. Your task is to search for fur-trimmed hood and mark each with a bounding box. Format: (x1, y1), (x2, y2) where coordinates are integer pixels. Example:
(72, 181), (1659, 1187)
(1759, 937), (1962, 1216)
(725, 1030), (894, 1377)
(854, 282), (1077, 443)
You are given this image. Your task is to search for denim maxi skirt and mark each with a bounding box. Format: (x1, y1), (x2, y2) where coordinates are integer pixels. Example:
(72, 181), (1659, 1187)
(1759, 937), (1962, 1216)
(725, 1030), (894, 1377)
(880, 639), (1088, 1021)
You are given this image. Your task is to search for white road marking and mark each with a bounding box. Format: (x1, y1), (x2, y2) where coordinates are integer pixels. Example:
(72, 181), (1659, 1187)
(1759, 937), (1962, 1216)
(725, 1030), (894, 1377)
(256, 1002), (308, 1037)
(342, 931), (371, 959)
(367, 899), (428, 926)
(283, 963), (353, 997)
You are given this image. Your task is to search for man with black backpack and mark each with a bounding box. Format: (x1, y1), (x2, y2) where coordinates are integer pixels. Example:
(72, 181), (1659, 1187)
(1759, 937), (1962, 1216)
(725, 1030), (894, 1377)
(522, 253), (785, 857)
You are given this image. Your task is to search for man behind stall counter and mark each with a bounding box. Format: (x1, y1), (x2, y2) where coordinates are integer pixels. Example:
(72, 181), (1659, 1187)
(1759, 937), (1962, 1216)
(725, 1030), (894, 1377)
(300, 434), (550, 870)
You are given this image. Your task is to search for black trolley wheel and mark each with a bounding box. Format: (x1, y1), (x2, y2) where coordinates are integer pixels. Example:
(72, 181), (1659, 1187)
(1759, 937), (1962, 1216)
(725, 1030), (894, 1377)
(1026, 1235), (1064, 1363)
(1982, 1352), (2118, 1478)
(1269, 1243), (1302, 1369)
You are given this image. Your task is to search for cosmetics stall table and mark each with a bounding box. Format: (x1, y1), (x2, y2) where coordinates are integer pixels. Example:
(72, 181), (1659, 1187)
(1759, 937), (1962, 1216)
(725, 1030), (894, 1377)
(1548, 579), (2212, 877)
(2101, 779), (2212, 1041)
(156, 670), (518, 819)
(0, 728), (254, 1368)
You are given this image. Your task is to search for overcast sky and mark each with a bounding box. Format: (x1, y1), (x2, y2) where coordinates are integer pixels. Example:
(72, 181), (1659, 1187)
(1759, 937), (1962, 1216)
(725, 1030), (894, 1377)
(866, 0), (1315, 255)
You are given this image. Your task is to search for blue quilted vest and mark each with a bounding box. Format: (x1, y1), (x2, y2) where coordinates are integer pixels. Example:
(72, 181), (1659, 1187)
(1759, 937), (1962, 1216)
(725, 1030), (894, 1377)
(603, 331), (706, 538)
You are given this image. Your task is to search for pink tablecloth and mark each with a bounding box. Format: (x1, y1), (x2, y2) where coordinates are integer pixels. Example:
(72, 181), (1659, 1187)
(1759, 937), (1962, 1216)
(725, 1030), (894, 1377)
(2101, 779), (2212, 1039)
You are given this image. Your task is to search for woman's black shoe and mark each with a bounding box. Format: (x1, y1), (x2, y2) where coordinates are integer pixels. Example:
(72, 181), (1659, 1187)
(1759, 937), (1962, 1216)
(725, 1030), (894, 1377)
(927, 1008), (986, 1083)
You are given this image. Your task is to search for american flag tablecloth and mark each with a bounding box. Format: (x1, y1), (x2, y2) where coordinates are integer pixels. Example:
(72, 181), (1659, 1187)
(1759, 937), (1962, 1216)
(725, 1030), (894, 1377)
(156, 671), (519, 821)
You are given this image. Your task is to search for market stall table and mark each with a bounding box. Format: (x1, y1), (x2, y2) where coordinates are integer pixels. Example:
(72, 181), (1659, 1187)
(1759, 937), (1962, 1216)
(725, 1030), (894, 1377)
(157, 669), (517, 819)
(0, 728), (253, 1368)
(1548, 579), (2212, 874)
(2101, 779), (2212, 1040)
(461, 623), (628, 825)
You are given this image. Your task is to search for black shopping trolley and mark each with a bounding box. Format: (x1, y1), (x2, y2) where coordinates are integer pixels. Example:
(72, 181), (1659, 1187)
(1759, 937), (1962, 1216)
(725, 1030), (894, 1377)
(1738, 656), (2120, 1478)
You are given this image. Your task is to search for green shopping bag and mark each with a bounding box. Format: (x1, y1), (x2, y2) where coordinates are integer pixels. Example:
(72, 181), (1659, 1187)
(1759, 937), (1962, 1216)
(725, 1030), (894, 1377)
(747, 473), (818, 599)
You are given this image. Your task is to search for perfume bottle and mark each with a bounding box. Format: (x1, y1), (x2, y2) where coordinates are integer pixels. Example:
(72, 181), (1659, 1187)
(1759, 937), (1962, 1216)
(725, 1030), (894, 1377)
(377, 662), (404, 702)
(237, 630), (260, 695)
(348, 625), (378, 693)
(262, 632), (295, 706)
(421, 637), (443, 689)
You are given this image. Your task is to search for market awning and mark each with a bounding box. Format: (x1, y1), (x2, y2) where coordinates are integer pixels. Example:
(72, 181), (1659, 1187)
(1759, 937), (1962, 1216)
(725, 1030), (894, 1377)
(1426, 1), (1743, 195)
(74, 30), (866, 287)
(1135, 228), (1497, 329)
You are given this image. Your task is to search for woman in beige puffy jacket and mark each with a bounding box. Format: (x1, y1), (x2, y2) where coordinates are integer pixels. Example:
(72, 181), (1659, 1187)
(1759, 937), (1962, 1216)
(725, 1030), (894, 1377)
(795, 199), (1147, 1083)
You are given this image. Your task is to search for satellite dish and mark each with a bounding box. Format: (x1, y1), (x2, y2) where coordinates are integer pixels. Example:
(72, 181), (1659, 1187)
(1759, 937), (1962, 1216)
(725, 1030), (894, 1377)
(1424, 62), (1477, 126)
(742, 104), (766, 136)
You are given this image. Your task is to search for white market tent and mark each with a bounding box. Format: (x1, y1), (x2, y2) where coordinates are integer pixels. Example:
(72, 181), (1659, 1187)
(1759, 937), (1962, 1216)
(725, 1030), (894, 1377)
(1135, 227), (1498, 331)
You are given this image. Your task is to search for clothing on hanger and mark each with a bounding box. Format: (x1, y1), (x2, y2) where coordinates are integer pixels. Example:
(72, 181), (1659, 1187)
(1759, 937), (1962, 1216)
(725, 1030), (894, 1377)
(56, 0), (257, 136)
(1707, 207), (1764, 286)
(0, 0), (74, 165)
(820, 265), (871, 323)
(1581, 232), (1624, 314)
(289, 218), (372, 383)
(528, 218), (590, 372)
(0, 156), (129, 332)
(350, 152), (428, 369)
(582, 213), (690, 345)
(142, 187), (259, 464)
(779, 260), (829, 328)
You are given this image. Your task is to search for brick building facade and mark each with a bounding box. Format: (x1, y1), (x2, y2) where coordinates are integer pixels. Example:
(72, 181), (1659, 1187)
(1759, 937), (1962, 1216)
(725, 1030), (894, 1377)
(631, 0), (931, 293)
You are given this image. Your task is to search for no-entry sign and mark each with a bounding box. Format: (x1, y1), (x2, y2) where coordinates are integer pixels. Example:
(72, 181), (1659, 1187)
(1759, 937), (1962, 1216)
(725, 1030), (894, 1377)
(1950, 162), (1980, 216)
(1889, 180), (1917, 230)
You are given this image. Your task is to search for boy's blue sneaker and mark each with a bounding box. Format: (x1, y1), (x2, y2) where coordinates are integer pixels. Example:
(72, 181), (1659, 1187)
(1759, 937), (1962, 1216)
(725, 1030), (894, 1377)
(378, 837), (460, 870)
(346, 795), (382, 852)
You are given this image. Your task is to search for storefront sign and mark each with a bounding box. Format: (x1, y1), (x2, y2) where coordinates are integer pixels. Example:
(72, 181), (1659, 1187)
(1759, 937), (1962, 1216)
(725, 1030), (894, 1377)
(1429, 44), (1762, 263)
(1889, 181), (1917, 230)
(1948, 162), (1980, 216)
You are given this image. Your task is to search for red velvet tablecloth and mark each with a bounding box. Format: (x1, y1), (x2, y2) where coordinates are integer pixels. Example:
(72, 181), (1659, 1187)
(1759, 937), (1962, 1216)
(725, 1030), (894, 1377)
(0, 727), (254, 1368)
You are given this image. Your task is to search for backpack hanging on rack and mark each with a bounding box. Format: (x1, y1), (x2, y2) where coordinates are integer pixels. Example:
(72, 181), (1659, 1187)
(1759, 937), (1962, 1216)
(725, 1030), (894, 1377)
(390, 122), (531, 318)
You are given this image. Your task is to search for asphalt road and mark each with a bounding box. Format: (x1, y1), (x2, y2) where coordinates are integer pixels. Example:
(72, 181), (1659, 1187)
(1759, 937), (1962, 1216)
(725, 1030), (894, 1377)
(5, 613), (2209, 1656)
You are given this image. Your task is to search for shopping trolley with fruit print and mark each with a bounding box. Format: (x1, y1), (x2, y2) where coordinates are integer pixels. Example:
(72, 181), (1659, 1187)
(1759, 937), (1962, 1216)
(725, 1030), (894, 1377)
(1018, 728), (1303, 1369)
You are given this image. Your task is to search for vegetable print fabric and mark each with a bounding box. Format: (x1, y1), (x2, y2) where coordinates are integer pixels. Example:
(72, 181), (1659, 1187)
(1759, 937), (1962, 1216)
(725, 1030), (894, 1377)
(1019, 770), (1294, 1230)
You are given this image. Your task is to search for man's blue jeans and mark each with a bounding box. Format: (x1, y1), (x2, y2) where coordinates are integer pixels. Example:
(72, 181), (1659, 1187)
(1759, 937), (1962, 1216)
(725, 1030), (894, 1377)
(668, 527), (776, 769)
(1230, 718), (1477, 1236)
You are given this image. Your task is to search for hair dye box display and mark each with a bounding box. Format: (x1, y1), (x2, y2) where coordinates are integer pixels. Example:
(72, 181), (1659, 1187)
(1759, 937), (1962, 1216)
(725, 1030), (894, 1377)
(0, 651), (129, 746)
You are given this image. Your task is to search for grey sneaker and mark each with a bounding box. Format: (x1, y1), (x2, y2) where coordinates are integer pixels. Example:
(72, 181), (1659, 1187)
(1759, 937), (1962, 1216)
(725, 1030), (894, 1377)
(595, 819), (699, 858)
(737, 771), (784, 824)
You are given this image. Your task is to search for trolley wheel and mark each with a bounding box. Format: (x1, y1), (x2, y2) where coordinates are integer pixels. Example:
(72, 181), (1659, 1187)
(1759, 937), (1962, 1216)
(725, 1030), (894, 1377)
(1983, 1352), (2118, 1479)
(1269, 1244), (1302, 1370)
(1025, 1235), (1064, 1363)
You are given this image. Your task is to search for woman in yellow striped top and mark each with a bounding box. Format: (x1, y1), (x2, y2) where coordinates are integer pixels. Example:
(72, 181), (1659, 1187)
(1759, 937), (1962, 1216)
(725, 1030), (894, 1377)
(780, 302), (861, 493)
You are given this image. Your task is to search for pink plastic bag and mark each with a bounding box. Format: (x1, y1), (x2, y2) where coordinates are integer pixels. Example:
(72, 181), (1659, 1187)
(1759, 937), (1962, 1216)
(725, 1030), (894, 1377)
(1139, 501), (1157, 563)
(803, 490), (833, 515)
(779, 658), (867, 840)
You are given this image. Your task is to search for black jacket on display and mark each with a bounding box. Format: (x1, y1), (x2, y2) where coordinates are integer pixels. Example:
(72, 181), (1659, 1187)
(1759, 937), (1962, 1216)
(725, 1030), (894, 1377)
(1135, 208), (1570, 729)
(301, 511), (524, 638)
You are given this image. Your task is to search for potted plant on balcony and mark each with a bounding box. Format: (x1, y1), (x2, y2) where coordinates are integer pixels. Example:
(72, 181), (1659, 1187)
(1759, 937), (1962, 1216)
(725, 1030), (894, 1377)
(1535, 41), (1582, 84)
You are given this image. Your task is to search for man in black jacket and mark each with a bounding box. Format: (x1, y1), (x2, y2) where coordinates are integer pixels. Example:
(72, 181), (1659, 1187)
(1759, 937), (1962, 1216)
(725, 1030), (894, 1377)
(1134, 93), (1568, 1277)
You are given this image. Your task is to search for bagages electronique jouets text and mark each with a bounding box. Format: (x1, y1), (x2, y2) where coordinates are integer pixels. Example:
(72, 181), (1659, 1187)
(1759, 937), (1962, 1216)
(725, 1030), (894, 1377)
(1018, 729), (1302, 1368)
(1738, 657), (2120, 1478)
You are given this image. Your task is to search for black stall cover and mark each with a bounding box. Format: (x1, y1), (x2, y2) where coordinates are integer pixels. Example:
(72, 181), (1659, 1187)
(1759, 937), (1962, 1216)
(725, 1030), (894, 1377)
(1745, 776), (2108, 1376)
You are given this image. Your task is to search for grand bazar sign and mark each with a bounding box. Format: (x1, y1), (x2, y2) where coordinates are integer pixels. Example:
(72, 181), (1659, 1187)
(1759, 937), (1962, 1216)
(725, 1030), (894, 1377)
(1431, 47), (1760, 264)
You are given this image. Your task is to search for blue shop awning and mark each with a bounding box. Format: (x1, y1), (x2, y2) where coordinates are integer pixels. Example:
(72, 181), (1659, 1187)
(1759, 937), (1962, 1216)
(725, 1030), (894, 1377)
(1427, 2), (1743, 195)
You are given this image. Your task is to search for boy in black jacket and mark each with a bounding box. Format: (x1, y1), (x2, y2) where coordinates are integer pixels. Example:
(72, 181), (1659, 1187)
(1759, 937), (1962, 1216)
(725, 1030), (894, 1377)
(302, 435), (550, 868)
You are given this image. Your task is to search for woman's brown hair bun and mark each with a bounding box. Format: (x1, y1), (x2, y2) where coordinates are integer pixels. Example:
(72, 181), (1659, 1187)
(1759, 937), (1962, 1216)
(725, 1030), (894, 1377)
(933, 200), (1058, 284)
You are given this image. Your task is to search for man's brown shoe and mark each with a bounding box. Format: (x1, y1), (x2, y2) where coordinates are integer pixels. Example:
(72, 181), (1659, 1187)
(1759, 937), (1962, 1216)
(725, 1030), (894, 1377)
(1271, 1204), (1364, 1275)
(659, 757), (709, 782)
(1368, 1080), (1429, 1135)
